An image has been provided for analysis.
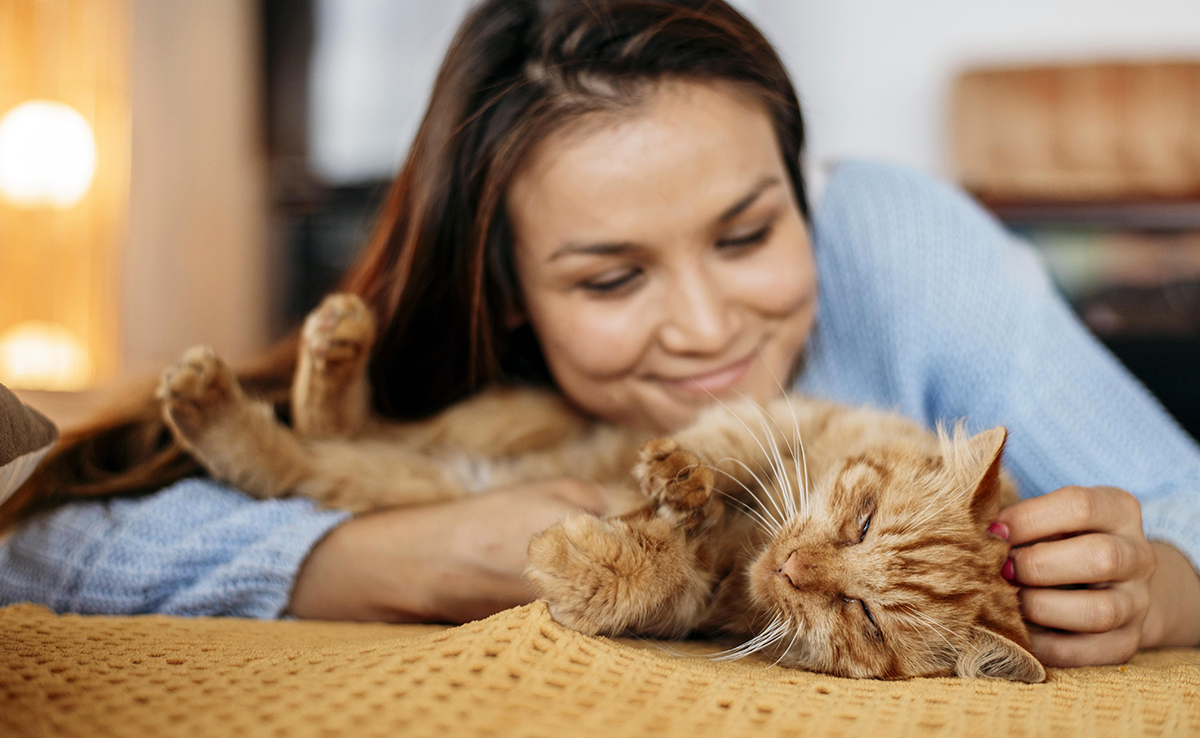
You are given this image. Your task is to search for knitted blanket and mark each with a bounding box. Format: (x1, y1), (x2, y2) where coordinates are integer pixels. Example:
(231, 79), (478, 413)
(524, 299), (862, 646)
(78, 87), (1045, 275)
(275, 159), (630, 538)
(2, 601), (1198, 737)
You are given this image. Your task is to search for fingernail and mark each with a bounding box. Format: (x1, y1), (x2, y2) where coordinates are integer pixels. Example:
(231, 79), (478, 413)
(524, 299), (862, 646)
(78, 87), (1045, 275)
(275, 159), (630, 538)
(1001, 558), (1016, 581)
(988, 522), (1009, 541)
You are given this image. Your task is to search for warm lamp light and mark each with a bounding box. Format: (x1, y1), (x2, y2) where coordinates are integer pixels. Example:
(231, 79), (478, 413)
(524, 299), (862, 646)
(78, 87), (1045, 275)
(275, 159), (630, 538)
(0, 100), (96, 208)
(0, 321), (93, 391)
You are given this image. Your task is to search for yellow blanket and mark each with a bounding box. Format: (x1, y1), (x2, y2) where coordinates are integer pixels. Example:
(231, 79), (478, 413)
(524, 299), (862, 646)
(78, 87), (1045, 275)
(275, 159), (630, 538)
(2, 601), (1198, 737)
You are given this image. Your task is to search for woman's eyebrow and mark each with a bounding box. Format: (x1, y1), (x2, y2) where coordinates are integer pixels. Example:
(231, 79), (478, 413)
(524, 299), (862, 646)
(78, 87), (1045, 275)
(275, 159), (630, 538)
(718, 175), (781, 223)
(547, 176), (782, 262)
(548, 240), (638, 261)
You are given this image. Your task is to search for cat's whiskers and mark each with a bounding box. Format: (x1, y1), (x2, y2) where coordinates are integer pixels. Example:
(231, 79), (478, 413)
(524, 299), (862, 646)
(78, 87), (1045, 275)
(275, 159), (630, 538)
(762, 622), (803, 670)
(695, 387), (796, 527)
(715, 458), (787, 532)
(716, 488), (778, 535)
(748, 402), (799, 523)
(748, 354), (815, 520)
(707, 615), (792, 662)
(731, 390), (801, 525)
(710, 466), (781, 534)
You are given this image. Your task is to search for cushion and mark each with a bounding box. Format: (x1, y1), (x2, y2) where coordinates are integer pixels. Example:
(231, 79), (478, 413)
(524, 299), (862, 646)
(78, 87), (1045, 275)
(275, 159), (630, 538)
(0, 382), (58, 505)
(1, 601), (1197, 737)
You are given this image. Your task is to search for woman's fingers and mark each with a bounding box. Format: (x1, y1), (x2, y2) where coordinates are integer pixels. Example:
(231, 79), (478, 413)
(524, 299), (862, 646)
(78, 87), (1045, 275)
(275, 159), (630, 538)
(1018, 586), (1143, 633)
(997, 485), (1142, 546)
(1027, 624), (1141, 668)
(1008, 532), (1153, 587)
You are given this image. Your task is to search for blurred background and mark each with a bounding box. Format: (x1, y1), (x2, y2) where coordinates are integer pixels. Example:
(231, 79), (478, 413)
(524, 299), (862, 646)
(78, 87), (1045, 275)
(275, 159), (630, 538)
(4, 0), (1200, 436)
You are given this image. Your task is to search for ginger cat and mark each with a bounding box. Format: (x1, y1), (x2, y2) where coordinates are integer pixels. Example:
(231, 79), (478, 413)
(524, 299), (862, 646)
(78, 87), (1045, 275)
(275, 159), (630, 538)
(158, 293), (1044, 683)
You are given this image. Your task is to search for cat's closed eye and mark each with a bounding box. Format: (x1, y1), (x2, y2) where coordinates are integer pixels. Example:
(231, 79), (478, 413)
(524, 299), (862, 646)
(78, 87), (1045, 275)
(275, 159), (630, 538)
(858, 511), (872, 543)
(844, 596), (883, 642)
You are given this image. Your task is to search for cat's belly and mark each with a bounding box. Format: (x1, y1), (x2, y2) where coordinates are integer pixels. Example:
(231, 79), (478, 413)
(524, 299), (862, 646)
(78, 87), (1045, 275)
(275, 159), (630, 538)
(444, 453), (499, 493)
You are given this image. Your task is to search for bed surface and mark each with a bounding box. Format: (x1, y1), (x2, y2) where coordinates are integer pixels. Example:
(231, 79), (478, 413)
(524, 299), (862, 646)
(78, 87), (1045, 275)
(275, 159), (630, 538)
(2, 601), (1198, 737)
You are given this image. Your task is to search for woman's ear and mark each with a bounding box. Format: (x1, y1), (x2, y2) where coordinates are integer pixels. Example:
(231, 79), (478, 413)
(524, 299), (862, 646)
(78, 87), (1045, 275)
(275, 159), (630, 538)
(955, 626), (1046, 683)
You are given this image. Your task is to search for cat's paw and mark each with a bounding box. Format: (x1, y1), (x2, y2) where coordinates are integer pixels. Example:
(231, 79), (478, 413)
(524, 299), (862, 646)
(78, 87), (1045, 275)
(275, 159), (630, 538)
(302, 293), (376, 370)
(526, 514), (690, 637)
(157, 346), (243, 440)
(634, 438), (716, 529)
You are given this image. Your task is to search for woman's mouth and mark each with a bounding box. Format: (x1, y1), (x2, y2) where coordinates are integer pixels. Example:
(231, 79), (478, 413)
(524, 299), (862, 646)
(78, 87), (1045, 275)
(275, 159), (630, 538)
(660, 353), (756, 397)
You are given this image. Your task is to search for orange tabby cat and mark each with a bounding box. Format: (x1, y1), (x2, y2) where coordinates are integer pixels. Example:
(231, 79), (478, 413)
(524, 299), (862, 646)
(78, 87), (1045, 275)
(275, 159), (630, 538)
(158, 293), (1043, 683)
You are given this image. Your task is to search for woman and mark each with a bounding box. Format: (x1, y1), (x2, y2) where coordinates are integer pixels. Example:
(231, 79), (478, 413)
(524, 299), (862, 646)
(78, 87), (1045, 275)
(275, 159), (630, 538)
(2, 0), (1198, 668)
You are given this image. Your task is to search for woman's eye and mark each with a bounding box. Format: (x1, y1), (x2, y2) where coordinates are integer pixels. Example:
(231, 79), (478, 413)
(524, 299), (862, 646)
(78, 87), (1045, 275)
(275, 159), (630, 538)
(716, 223), (773, 250)
(579, 268), (641, 294)
(858, 512), (873, 543)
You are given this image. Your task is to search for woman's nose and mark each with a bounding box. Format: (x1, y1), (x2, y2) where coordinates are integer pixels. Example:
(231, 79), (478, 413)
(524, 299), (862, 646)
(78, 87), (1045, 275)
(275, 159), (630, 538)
(658, 268), (736, 355)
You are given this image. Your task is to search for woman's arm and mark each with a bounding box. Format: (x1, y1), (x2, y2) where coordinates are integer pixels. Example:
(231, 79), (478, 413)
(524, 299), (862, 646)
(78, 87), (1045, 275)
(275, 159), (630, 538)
(0, 474), (608, 621)
(802, 160), (1200, 664)
(287, 479), (607, 622)
(0, 478), (351, 617)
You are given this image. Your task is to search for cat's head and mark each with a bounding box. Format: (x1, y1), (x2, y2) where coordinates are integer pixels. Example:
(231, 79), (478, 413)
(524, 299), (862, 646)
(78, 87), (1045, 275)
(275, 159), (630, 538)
(747, 426), (1045, 682)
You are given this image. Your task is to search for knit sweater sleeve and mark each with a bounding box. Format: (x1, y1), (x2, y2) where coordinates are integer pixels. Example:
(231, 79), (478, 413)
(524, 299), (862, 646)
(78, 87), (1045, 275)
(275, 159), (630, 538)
(0, 478), (351, 617)
(799, 159), (1200, 576)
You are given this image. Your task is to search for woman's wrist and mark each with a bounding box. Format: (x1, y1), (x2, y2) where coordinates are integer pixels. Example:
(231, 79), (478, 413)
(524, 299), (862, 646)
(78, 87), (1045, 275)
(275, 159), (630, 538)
(287, 511), (431, 622)
(1141, 541), (1200, 648)
(288, 506), (526, 622)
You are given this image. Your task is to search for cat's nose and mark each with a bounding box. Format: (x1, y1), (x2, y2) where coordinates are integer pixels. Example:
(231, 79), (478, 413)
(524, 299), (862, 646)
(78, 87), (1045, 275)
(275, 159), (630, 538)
(777, 550), (802, 589)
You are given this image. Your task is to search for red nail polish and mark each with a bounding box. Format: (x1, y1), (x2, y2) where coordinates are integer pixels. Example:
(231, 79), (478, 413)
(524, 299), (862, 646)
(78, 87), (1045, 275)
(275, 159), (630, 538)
(988, 522), (1009, 541)
(1001, 558), (1015, 581)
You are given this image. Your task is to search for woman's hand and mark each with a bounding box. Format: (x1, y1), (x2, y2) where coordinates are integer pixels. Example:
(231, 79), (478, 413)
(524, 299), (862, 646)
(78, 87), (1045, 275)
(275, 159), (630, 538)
(995, 486), (1200, 667)
(287, 479), (609, 623)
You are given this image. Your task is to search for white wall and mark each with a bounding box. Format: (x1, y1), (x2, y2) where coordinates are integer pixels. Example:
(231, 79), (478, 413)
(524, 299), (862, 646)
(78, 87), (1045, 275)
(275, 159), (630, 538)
(125, 0), (269, 374)
(310, 0), (1200, 184)
(738, 0), (1200, 177)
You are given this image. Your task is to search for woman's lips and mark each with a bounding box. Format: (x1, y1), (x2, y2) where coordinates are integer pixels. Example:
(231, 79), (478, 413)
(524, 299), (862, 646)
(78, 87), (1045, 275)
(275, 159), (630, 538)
(660, 353), (756, 397)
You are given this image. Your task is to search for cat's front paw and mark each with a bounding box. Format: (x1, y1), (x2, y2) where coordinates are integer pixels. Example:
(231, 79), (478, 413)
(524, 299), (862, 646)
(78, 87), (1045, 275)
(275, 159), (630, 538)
(157, 346), (242, 440)
(527, 514), (689, 637)
(635, 438), (716, 529)
(302, 293), (376, 370)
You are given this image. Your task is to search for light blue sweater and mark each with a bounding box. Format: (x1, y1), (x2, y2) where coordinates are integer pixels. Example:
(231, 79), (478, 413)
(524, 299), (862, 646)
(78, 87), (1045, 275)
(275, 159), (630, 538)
(3, 160), (1198, 618)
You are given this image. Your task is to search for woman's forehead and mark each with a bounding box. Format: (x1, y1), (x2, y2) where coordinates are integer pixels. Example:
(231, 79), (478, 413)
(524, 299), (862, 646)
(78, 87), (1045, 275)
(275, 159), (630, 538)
(507, 81), (788, 258)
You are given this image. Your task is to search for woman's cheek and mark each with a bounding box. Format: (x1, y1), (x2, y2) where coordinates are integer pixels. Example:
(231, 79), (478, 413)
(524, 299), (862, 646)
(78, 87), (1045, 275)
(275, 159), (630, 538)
(536, 293), (656, 379)
(730, 246), (815, 318)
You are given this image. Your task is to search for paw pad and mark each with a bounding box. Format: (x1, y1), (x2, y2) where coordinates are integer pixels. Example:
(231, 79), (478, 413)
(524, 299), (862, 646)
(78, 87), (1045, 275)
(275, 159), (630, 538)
(302, 293), (376, 365)
(637, 439), (714, 512)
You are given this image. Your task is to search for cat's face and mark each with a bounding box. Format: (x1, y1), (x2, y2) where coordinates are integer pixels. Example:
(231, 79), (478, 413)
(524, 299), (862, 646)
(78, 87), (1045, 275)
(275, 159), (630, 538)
(746, 427), (1045, 682)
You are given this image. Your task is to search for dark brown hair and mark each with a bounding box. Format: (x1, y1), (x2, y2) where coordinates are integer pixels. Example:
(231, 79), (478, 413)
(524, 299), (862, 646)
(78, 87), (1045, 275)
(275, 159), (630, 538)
(2, 0), (807, 526)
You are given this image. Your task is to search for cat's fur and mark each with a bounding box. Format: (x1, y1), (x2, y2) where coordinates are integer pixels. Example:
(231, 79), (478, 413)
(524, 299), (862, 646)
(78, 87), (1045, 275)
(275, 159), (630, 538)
(158, 293), (1044, 683)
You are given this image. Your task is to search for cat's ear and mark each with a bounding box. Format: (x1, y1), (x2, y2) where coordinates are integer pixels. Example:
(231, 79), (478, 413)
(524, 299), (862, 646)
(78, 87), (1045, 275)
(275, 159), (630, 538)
(955, 626), (1045, 683)
(963, 427), (1007, 522)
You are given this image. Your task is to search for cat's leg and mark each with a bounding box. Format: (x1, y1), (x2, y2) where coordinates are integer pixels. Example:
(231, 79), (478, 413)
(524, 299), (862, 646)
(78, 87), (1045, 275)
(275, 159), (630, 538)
(665, 396), (839, 517)
(525, 439), (723, 638)
(159, 346), (318, 499)
(292, 293), (375, 439)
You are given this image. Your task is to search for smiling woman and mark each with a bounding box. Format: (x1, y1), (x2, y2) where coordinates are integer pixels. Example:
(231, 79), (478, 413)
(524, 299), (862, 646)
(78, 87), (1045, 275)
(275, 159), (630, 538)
(509, 81), (816, 431)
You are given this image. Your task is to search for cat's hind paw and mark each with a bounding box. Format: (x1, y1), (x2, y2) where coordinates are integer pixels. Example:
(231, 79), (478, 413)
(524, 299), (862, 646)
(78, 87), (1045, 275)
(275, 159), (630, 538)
(157, 345), (243, 441)
(634, 438), (717, 530)
(302, 293), (376, 370)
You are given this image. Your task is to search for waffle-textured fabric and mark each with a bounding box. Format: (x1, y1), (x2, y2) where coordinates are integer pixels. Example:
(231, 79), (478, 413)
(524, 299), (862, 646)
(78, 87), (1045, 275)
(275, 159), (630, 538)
(1, 159), (1199, 618)
(2, 601), (1198, 738)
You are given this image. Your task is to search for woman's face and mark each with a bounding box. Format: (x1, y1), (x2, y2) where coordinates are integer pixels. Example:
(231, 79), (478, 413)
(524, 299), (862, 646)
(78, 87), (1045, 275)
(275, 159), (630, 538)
(508, 81), (817, 433)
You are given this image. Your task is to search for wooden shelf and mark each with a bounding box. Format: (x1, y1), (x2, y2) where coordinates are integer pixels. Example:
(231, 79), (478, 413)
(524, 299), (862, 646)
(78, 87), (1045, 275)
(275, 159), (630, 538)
(982, 198), (1200, 231)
